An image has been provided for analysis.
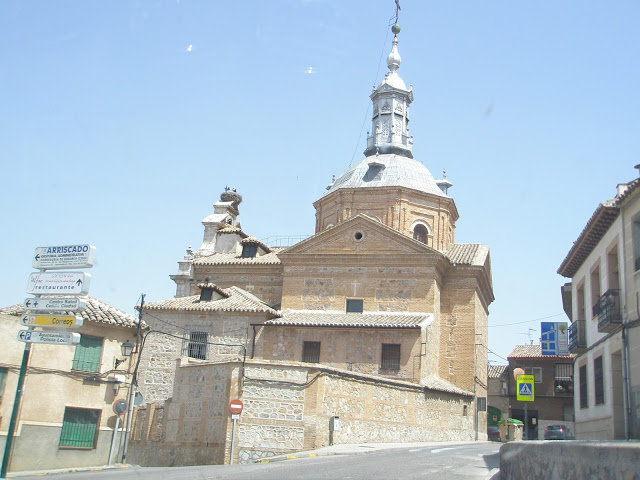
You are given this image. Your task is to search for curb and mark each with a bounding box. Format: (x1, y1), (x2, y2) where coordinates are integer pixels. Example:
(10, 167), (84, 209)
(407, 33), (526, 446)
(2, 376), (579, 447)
(259, 452), (318, 463)
(7, 464), (132, 477)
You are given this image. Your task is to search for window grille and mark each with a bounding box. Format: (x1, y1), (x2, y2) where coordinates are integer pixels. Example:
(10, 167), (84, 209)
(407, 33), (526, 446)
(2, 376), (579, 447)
(594, 356), (604, 405)
(381, 344), (401, 370)
(346, 299), (363, 313)
(302, 341), (321, 363)
(554, 363), (574, 394)
(185, 331), (209, 360)
(59, 407), (100, 449)
(71, 336), (103, 373)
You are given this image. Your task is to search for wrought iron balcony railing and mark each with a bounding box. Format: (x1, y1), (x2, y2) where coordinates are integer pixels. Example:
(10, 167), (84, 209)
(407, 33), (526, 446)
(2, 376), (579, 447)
(593, 289), (622, 333)
(568, 319), (587, 353)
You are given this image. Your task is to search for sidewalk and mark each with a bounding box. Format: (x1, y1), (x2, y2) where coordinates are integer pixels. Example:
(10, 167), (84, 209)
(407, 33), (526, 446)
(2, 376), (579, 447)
(5, 464), (131, 478)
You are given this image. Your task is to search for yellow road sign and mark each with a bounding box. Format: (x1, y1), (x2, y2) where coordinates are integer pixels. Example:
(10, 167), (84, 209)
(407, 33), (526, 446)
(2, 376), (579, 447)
(517, 374), (535, 402)
(20, 314), (83, 328)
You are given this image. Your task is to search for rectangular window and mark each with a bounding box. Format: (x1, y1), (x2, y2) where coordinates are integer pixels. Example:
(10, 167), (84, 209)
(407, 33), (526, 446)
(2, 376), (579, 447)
(524, 367), (543, 383)
(186, 331), (209, 360)
(554, 363), (574, 394)
(594, 355), (604, 405)
(71, 336), (103, 373)
(579, 364), (588, 409)
(241, 244), (258, 258)
(59, 407), (101, 449)
(302, 341), (321, 363)
(633, 217), (640, 271)
(381, 344), (401, 370)
(346, 299), (363, 313)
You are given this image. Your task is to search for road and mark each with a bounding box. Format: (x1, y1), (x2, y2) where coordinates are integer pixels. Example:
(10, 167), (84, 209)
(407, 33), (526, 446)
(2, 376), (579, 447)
(14, 442), (500, 480)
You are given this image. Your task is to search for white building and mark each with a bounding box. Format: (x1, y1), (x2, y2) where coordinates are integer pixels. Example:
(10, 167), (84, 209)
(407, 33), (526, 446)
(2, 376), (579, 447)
(558, 168), (640, 440)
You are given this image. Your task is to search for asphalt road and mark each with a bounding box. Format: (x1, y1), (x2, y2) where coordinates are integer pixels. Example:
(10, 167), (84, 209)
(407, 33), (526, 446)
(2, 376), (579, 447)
(12, 442), (501, 480)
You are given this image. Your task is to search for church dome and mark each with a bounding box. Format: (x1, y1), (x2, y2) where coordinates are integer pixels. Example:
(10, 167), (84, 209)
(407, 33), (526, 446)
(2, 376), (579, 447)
(324, 153), (448, 198)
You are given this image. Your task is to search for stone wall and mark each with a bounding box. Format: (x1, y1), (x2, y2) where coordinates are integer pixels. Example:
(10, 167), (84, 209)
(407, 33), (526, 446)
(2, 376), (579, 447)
(129, 359), (475, 466)
(500, 441), (640, 480)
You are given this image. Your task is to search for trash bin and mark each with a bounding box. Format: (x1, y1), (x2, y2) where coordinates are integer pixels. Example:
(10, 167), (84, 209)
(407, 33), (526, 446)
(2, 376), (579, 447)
(508, 422), (523, 442)
(498, 418), (524, 442)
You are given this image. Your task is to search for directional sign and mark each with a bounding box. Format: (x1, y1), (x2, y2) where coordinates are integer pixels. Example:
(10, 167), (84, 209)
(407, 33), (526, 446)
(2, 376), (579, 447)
(32, 244), (96, 270)
(23, 297), (87, 313)
(17, 330), (80, 345)
(20, 314), (83, 328)
(27, 272), (91, 295)
(517, 374), (535, 402)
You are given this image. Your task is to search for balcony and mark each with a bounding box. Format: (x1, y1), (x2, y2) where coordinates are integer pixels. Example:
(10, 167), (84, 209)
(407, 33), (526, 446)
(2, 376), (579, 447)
(568, 319), (587, 353)
(593, 289), (622, 333)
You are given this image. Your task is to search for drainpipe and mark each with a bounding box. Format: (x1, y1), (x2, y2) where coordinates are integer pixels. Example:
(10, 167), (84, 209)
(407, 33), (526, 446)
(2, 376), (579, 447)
(619, 205), (632, 440)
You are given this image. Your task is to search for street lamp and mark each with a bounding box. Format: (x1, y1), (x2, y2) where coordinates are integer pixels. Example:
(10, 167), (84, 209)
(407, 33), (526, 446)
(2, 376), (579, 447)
(114, 340), (134, 369)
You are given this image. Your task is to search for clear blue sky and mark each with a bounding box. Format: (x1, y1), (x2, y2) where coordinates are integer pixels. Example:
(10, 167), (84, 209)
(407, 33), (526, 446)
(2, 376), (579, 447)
(1, 1), (638, 363)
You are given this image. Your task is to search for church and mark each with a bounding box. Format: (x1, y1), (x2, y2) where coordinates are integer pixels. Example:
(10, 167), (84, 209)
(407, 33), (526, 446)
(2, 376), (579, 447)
(129, 21), (494, 466)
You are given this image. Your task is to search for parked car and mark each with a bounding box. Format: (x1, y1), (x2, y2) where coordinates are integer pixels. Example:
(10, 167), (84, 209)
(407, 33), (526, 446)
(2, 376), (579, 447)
(487, 426), (501, 442)
(544, 424), (575, 440)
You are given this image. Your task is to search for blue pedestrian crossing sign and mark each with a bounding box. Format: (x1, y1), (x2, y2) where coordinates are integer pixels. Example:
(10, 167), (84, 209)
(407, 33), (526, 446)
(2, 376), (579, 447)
(516, 374), (535, 401)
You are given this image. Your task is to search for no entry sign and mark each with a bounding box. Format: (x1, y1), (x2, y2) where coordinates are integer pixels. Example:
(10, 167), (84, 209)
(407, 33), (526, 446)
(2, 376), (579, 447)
(229, 399), (243, 415)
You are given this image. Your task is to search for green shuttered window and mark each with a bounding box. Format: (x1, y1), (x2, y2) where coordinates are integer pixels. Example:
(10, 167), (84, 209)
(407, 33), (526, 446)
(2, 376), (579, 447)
(72, 335), (103, 372)
(59, 407), (101, 449)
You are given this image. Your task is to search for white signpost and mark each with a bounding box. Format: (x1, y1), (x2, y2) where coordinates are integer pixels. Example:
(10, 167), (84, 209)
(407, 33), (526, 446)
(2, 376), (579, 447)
(20, 314), (84, 328)
(23, 297), (87, 312)
(26, 272), (91, 295)
(32, 244), (96, 270)
(17, 330), (81, 345)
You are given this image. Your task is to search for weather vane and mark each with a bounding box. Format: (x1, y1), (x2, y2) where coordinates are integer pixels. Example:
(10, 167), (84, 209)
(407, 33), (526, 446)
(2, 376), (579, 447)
(394, 0), (401, 24)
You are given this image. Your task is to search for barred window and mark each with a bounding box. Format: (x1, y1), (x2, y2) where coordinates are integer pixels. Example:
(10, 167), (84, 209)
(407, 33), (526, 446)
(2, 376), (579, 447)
(302, 341), (321, 363)
(185, 331), (209, 360)
(381, 344), (401, 370)
(555, 363), (574, 394)
(594, 356), (604, 405)
(59, 407), (101, 449)
(71, 335), (103, 373)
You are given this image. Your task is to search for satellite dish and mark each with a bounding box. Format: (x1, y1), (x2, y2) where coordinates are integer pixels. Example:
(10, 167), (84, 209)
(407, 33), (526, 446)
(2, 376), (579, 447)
(134, 392), (143, 406)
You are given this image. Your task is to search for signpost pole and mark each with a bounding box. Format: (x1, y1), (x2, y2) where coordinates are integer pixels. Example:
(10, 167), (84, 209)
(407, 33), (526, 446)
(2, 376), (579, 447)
(230, 417), (238, 465)
(524, 402), (528, 440)
(108, 415), (121, 465)
(0, 340), (32, 478)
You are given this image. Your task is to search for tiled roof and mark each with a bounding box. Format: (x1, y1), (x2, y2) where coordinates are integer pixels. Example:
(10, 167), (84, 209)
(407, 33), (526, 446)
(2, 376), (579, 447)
(422, 375), (472, 397)
(507, 344), (573, 359)
(558, 178), (640, 278)
(0, 296), (141, 329)
(217, 225), (248, 237)
(143, 286), (277, 314)
(241, 236), (271, 253)
(264, 310), (429, 328)
(195, 283), (229, 297)
(446, 244), (489, 266)
(488, 364), (508, 379)
(193, 249), (283, 266)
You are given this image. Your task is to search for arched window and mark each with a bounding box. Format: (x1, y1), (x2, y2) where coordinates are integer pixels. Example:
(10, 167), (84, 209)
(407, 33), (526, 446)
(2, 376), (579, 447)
(413, 224), (428, 244)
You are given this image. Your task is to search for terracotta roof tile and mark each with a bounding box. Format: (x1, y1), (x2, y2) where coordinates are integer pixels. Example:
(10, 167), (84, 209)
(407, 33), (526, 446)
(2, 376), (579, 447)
(507, 344), (573, 359)
(446, 244), (489, 266)
(488, 364), (508, 379)
(193, 249), (283, 266)
(265, 310), (429, 328)
(0, 296), (141, 329)
(143, 286), (277, 314)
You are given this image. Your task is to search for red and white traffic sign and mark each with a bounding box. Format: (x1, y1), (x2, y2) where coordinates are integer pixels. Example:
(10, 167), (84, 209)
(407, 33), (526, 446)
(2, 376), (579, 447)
(229, 399), (243, 415)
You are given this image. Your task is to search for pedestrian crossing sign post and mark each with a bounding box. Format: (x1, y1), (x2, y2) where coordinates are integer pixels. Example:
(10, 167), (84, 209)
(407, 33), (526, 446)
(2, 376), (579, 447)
(517, 374), (535, 402)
